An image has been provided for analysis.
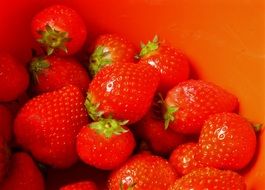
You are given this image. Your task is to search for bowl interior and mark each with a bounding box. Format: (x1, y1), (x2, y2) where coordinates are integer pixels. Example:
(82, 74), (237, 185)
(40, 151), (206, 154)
(0, 0), (264, 189)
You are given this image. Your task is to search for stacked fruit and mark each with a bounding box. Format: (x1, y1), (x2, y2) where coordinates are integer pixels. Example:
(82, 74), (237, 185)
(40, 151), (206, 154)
(0, 4), (261, 190)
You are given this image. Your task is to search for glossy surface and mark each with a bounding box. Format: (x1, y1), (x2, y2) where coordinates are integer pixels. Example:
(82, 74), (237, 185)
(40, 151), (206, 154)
(0, 0), (264, 188)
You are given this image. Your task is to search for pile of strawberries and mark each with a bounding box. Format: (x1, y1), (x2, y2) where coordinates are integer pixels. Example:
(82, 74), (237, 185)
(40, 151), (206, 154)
(0, 4), (260, 190)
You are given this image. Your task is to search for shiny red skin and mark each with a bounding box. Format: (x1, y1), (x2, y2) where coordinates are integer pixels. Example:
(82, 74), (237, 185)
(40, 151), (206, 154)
(77, 125), (135, 170)
(196, 113), (256, 170)
(0, 53), (29, 102)
(169, 142), (202, 176)
(108, 153), (178, 190)
(33, 56), (90, 94)
(60, 181), (98, 190)
(139, 44), (190, 94)
(136, 112), (186, 155)
(88, 62), (159, 124)
(165, 80), (239, 134)
(0, 152), (45, 190)
(14, 85), (88, 168)
(168, 167), (246, 190)
(0, 105), (12, 142)
(31, 5), (87, 55)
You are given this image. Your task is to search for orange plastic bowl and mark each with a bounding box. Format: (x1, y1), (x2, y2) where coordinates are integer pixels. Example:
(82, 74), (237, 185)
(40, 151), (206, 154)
(0, 0), (264, 189)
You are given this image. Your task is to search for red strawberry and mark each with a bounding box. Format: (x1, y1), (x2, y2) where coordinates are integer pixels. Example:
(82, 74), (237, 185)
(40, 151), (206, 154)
(86, 62), (159, 124)
(169, 142), (201, 176)
(135, 111), (186, 155)
(60, 181), (98, 190)
(89, 34), (137, 76)
(164, 80), (239, 134)
(0, 137), (10, 183)
(14, 85), (88, 168)
(0, 105), (12, 142)
(137, 36), (190, 94)
(168, 167), (246, 190)
(77, 119), (135, 170)
(31, 5), (87, 55)
(0, 152), (45, 190)
(108, 152), (177, 190)
(46, 162), (108, 190)
(196, 113), (256, 170)
(0, 53), (29, 102)
(30, 56), (90, 94)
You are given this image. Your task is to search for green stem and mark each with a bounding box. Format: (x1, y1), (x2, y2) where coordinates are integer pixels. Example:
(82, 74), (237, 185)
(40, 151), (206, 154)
(37, 24), (71, 55)
(163, 105), (178, 129)
(90, 118), (128, 138)
(138, 35), (160, 57)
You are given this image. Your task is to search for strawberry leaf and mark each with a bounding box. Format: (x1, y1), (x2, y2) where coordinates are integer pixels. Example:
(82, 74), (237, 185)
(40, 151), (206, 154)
(138, 35), (160, 57)
(164, 105), (178, 129)
(252, 123), (263, 132)
(84, 93), (104, 121)
(90, 118), (128, 138)
(89, 45), (112, 76)
(30, 57), (50, 84)
(37, 24), (71, 56)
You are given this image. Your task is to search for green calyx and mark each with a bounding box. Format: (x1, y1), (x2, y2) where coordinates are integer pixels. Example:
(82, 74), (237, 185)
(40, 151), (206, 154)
(89, 46), (112, 76)
(163, 105), (178, 129)
(137, 35), (159, 58)
(90, 118), (128, 138)
(252, 123), (263, 132)
(37, 24), (71, 55)
(84, 93), (104, 121)
(85, 92), (129, 138)
(29, 57), (50, 84)
(119, 180), (136, 190)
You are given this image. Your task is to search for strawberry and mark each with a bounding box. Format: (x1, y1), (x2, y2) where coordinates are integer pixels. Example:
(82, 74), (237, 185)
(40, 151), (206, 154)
(135, 111), (186, 155)
(77, 119), (135, 170)
(30, 56), (90, 94)
(86, 62), (159, 124)
(196, 112), (256, 170)
(31, 5), (87, 55)
(164, 80), (239, 134)
(168, 167), (246, 190)
(0, 137), (10, 183)
(0, 53), (29, 102)
(89, 34), (137, 76)
(14, 85), (88, 168)
(0, 152), (45, 190)
(137, 36), (190, 94)
(0, 105), (12, 142)
(60, 181), (98, 190)
(169, 142), (201, 176)
(46, 162), (109, 190)
(108, 152), (177, 190)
